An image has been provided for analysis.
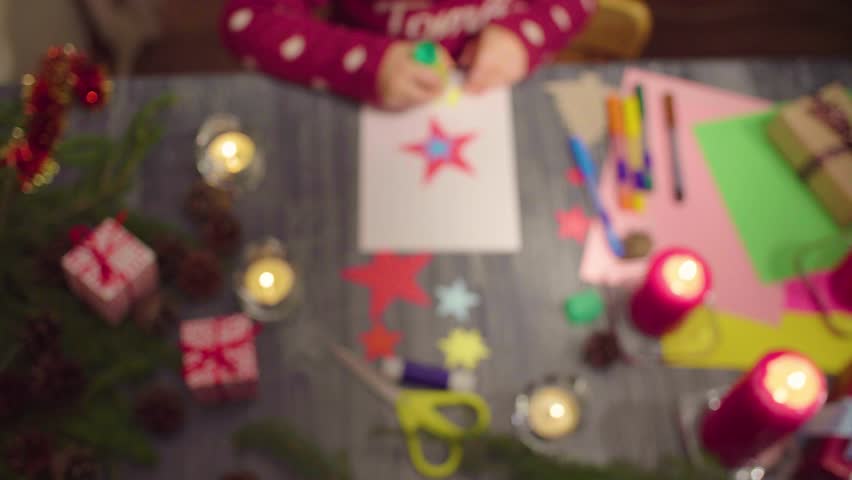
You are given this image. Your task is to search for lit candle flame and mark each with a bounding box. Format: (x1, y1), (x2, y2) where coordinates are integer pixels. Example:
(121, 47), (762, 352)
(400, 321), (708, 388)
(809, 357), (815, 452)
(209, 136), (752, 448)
(549, 403), (566, 419)
(661, 254), (706, 298)
(763, 355), (822, 410)
(221, 140), (238, 158)
(259, 271), (275, 289)
(678, 259), (698, 281)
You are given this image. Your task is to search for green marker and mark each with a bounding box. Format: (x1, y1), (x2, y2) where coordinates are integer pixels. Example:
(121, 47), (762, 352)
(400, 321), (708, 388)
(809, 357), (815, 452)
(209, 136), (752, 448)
(635, 84), (653, 191)
(413, 41), (438, 66)
(635, 84), (645, 118)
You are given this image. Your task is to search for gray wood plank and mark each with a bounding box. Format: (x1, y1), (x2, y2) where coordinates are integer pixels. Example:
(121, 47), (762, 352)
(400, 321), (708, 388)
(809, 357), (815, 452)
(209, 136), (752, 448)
(4, 59), (849, 479)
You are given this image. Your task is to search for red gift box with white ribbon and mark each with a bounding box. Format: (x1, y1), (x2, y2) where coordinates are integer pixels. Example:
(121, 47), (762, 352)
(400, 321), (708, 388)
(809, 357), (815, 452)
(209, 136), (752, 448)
(61, 218), (158, 324)
(180, 314), (260, 404)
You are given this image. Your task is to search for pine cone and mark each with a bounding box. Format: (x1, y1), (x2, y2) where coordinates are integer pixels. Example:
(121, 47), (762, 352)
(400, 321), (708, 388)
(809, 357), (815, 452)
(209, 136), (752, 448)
(5, 430), (54, 478)
(184, 181), (232, 222)
(132, 291), (176, 334)
(31, 353), (86, 405)
(176, 250), (223, 300)
(36, 236), (71, 286)
(23, 313), (62, 357)
(221, 470), (259, 480)
(134, 385), (185, 435)
(0, 371), (31, 421)
(52, 448), (101, 480)
(202, 210), (241, 255)
(152, 235), (188, 283)
(582, 330), (622, 370)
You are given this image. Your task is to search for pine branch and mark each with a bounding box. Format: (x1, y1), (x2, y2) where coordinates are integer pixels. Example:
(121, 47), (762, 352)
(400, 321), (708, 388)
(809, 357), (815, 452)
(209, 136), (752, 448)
(233, 420), (351, 480)
(460, 433), (729, 480)
(61, 396), (157, 465)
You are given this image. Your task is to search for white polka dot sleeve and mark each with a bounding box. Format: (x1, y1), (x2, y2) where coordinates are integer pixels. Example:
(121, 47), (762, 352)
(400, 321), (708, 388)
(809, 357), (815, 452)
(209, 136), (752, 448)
(221, 0), (393, 103)
(491, 0), (595, 72)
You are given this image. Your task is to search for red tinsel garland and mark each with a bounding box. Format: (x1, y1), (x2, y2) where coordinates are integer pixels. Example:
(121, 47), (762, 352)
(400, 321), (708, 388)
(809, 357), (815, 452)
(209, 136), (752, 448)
(1, 45), (111, 192)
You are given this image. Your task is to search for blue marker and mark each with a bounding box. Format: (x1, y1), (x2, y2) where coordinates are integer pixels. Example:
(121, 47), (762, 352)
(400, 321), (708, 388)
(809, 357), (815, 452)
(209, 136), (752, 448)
(568, 137), (626, 258)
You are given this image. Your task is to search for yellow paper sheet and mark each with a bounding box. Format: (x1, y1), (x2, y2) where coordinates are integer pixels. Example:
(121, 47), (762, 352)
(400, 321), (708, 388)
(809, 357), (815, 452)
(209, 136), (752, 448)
(662, 307), (852, 374)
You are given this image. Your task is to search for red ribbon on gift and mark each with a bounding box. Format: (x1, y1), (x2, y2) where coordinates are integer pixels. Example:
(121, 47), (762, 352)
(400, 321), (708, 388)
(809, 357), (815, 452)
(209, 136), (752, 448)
(68, 211), (130, 286)
(181, 316), (262, 398)
(799, 93), (852, 180)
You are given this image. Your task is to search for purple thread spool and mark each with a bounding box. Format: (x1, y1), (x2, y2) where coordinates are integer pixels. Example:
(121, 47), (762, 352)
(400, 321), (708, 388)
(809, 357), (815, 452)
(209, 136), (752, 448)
(381, 357), (476, 391)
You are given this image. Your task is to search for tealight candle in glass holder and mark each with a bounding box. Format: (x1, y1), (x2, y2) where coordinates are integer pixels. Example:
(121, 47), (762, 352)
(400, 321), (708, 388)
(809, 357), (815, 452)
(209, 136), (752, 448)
(196, 113), (264, 192)
(512, 375), (588, 452)
(235, 238), (302, 322)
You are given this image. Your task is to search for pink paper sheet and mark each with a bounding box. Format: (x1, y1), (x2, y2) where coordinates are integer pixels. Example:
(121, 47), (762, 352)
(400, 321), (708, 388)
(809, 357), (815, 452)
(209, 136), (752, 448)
(785, 272), (852, 314)
(579, 68), (785, 324)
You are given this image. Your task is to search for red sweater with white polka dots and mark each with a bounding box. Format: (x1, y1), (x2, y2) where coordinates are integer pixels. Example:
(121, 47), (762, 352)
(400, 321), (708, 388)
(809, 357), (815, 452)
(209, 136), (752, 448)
(221, 0), (594, 103)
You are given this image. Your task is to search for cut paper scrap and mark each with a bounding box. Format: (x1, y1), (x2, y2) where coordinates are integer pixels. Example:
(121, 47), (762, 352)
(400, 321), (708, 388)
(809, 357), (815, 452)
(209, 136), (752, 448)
(360, 320), (402, 361)
(341, 253), (432, 321)
(565, 166), (584, 186)
(785, 271), (852, 314)
(661, 307), (852, 375)
(359, 81), (520, 253)
(694, 111), (843, 283)
(557, 206), (591, 243)
(403, 118), (476, 183)
(438, 328), (490, 370)
(435, 278), (480, 322)
(545, 72), (613, 145)
(579, 68), (784, 324)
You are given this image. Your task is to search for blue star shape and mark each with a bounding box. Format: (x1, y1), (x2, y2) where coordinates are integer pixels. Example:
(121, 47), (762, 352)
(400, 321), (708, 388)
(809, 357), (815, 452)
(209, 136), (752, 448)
(435, 278), (481, 322)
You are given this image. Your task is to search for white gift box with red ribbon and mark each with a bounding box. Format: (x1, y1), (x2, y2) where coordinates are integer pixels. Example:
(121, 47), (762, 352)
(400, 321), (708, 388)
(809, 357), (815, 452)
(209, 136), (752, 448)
(180, 314), (260, 404)
(61, 218), (159, 324)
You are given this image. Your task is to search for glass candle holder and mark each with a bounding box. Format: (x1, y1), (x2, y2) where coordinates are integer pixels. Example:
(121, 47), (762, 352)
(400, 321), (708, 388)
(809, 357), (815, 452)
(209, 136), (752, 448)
(610, 247), (720, 364)
(235, 237), (302, 322)
(512, 374), (588, 453)
(196, 113), (265, 193)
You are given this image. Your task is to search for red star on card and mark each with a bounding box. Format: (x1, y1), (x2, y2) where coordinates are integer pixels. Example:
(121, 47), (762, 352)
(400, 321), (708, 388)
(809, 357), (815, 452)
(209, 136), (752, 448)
(341, 253), (432, 321)
(359, 320), (402, 361)
(402, 118), (475, 182)
(565, 166), (584, 186)
(557, 206), (591, 243)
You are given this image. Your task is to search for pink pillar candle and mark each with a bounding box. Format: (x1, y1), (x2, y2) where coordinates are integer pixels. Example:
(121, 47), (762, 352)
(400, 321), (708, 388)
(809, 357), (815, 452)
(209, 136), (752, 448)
(829, 251), (852, 310)
(700, 351), (827, 468)
(629, 247), (711, 337)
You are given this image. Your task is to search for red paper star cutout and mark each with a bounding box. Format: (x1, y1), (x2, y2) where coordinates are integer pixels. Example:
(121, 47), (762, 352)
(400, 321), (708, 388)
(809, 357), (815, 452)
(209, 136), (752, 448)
(402, 118), (476, 182)
(360, 320), (402, 361)
(341, 253), (432, 321)
(565, 166), (584, 186)
(557, 206), (591, 243)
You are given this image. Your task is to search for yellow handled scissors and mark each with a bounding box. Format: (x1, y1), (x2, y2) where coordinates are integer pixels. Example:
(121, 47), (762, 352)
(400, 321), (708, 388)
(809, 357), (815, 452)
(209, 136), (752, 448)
(329, 343), (491, 478)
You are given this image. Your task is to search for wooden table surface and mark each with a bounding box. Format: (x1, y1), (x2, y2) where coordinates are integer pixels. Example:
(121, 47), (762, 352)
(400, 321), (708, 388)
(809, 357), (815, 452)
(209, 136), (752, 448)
(53, 59), (852, 479)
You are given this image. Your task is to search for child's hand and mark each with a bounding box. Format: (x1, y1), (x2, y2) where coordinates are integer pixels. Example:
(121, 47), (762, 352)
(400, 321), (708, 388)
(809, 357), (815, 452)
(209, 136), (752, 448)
(378, 42), (453, 110)
(461, 25), (528, 94)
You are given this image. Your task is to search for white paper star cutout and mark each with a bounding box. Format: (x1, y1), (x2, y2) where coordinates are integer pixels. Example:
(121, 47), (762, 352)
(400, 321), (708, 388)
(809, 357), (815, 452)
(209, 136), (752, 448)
(435, 278), (480, 322)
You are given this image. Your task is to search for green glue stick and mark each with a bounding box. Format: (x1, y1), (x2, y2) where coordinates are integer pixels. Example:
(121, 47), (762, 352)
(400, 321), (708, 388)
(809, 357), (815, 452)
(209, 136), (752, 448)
(413, 41), (438, 66)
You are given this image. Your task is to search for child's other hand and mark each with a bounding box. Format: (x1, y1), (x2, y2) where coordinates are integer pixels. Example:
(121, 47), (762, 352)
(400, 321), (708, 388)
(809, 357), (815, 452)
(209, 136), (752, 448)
(378, 42), (453, 111)
(461, 25), (528, 94)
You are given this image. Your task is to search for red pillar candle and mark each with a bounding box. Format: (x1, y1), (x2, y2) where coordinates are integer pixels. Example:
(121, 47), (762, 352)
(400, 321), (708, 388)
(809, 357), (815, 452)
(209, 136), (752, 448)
(828, 251), (852, 310)
(701, 351), (827, 468)
(629, 247), (711, 337)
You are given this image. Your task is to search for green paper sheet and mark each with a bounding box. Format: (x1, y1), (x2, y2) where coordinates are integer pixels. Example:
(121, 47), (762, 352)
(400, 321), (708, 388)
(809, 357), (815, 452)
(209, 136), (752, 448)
(694, 111), (844, 283)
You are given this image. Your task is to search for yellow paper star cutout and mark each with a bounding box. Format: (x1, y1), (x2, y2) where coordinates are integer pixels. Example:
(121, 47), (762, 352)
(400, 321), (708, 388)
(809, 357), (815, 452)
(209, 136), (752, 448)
(438, 328), (490, 370)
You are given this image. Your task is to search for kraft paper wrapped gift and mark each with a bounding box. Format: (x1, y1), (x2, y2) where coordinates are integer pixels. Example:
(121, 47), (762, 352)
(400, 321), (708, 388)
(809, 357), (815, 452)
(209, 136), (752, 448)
(180, 314), (260, 404)
(767, 83), (852, 226)
(62, 218), (159, 324)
